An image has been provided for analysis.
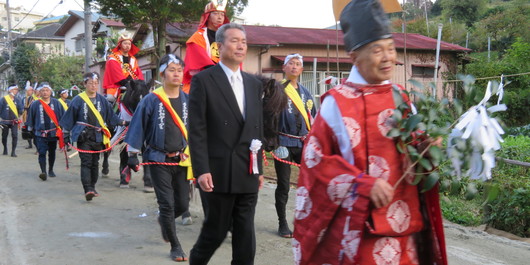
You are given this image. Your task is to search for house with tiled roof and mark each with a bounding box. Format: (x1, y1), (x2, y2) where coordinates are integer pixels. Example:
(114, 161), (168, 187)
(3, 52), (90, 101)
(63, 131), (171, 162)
(236, 25), (471, 99)
(121, 23), (470, 99)
(54, 10), (100, 56)
(14, 23), (64, 57)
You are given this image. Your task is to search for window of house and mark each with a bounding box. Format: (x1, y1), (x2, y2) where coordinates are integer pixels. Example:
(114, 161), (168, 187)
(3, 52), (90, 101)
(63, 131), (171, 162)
(2, 17), (7, 21)
(411, 65), (436, 78)
(42, 44), (51, 54)
(75, 39), (84, 52)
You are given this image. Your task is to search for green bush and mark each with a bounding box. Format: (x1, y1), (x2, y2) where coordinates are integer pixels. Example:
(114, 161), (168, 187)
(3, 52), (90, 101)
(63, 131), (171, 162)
(505, 124), (530, 137)
(485, 135), (530, 237)
(440, 135), (530, 237)
(464, 38), (530, 127)
(486, 186), (530, 237)
(440, 191), (483, 226)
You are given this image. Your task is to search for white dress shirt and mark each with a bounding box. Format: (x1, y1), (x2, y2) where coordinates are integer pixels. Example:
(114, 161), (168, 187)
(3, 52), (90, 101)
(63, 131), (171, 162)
(219, 61), (245, 119)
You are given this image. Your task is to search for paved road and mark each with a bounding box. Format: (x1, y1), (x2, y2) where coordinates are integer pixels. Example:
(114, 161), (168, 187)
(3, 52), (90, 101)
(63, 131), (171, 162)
(1, 144), (529, 264)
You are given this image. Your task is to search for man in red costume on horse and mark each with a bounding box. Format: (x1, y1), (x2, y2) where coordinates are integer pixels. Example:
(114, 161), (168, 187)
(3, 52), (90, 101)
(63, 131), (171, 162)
(292, 1), (447, 264)
(103, 33), (144, 103)
(182, 0), (229, 94)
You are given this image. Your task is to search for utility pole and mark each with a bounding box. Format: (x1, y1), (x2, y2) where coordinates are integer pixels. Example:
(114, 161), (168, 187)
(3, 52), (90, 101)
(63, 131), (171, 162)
(6, 0), (13, 62)
(434, 23), (443, 98)
(84, 0), (93, 72)
(488, 36), (491, 62)
(424, 0), (430, 36)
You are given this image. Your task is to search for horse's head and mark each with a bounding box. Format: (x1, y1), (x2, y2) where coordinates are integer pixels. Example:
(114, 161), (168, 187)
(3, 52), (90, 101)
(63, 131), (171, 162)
(121, 79), (150, 113)
(255, 75), (288, 152)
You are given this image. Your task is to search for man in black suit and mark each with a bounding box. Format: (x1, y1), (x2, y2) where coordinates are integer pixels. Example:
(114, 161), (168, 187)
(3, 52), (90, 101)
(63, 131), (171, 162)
(188, 23), (264, 265)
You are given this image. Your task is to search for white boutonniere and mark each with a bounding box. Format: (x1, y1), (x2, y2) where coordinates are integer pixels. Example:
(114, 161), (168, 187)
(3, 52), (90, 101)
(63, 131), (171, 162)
(249, 139), (262, 174)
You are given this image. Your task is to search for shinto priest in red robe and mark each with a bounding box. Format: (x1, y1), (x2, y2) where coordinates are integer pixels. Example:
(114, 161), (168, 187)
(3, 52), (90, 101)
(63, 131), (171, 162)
(292, 1), (447, 264)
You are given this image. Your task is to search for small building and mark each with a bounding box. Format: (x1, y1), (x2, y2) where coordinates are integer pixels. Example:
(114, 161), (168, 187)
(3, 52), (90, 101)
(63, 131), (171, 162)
(127, 23), (470, 100)
(240, 26), (471, 99)
(14, 23), (65, 57)
(0, 0), (44, 32)
(54, 10), (100, 56)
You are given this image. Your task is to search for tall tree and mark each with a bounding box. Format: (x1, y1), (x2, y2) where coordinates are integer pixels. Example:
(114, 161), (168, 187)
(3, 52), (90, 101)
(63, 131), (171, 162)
(12, 43), (40, 87)
(473, 0), (530, 52)
(441, 0), (486, 27)
(95, 0), (248, 65)
(39, 55), (84, 91)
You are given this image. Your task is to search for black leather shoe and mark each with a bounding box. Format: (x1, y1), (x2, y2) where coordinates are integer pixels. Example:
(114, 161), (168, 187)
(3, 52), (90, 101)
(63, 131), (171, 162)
(39, 172), (47, 181)
(48, 171), (56, 177)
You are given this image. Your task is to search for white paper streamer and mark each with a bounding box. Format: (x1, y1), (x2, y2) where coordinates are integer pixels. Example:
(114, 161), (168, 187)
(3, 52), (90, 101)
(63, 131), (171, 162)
(447, 80), (507, 181)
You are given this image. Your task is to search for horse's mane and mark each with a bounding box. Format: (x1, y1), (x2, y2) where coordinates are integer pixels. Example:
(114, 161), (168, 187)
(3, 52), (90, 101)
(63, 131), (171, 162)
(255, 75), (288, 152)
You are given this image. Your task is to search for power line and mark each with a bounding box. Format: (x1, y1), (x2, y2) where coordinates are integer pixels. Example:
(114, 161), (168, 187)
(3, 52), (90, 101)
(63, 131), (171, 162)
(43, 1), (64, 19)
(72, 0), (85, 10)
(11, 0), (41, 29)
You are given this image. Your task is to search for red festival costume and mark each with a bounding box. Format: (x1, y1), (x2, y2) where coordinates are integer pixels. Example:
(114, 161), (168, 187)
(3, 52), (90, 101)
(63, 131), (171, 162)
(103, 37), (144, 98)
(293, 82), (447, 265)
(182, 1), (229, 93)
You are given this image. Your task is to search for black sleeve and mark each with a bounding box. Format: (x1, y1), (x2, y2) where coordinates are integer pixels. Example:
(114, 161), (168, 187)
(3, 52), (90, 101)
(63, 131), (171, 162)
(188, 74), (210, 177)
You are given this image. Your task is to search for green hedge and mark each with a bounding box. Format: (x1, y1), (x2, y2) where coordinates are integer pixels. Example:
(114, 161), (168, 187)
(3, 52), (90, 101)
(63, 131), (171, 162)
(440, 135), (530, 237)
(485, 135), (530, 237)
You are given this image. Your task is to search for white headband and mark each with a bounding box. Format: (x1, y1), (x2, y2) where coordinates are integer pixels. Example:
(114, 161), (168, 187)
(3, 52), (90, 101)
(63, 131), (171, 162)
(8, 85), (18, 91)
(159, 54), (182, 73)
(84, 73), (99, 82)
(37, 84), (52, 91)
(284, 53), (303, 66)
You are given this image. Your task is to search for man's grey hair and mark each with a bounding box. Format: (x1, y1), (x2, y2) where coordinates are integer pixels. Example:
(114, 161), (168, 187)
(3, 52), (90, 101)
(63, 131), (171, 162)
(215, 23), (246, 44)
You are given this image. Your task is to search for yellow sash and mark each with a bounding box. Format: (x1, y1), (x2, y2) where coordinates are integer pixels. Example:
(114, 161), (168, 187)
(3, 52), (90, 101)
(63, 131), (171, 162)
(32, 94), (39, 100)
(283, 80), (311, 130)
(4, 95), (19, 117)
(79, 92), (111, 147)
(58, 98), (68, 111)
(152, 87), (194, 180)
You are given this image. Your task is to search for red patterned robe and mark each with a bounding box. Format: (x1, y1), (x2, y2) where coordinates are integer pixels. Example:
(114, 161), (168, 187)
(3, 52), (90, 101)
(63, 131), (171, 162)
(103, 49), (144, 98)
(293, 71), (446, 265)
(182, 28), (219, 94)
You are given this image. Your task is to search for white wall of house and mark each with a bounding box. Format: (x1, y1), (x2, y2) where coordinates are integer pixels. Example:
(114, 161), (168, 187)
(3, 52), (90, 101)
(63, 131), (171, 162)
(0, 2), (44, 31)
(25, 40), (65, 56)
(64, 19), (86, 56)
